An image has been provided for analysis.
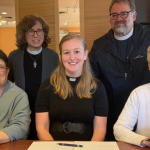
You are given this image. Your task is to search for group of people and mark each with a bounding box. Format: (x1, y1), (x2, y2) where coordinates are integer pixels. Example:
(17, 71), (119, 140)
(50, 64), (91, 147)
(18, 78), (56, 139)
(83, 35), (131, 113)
(0, 0), (150, 147)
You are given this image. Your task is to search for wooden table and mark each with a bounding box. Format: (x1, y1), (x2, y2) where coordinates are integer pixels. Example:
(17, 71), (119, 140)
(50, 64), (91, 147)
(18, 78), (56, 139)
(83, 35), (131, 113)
(0, 140), (149, 150)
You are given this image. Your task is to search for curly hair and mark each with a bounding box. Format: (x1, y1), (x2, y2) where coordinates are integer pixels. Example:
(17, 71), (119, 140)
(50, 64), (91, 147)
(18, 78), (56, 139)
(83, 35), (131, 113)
(16, 14), (51, 50)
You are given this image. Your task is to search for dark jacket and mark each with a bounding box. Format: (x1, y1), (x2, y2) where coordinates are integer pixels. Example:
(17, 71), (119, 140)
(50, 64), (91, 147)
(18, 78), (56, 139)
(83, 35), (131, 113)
(89, 22), (150, 140)
(8, 48), (59, 90)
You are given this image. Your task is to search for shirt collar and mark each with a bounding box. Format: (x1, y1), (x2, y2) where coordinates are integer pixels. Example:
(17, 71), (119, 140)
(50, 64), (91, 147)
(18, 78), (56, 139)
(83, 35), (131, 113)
(114, 28), (134, 41)
(27, 47), (42, 55)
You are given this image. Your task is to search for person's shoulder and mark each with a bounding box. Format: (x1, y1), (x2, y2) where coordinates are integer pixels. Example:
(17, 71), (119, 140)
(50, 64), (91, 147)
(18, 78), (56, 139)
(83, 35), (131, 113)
(43, 47), (58, 56)
(95, 79), (105, 91)
(40, 78), (52, 89)
(94, 33), (108, 44)
(91, 28), (113, 53)
(134, 21), (150, 29)
(133, 83), (150, 94)
(128, 83), (150, 106)
(129, 84), (150, 101)
(134, 22), (150, 35)
(9, 49), (24, 57)
(96, 79), (103, 85)
(7, 80), (27, 97)
(94, 28), (113, 43)
(42, 48), (59, 62)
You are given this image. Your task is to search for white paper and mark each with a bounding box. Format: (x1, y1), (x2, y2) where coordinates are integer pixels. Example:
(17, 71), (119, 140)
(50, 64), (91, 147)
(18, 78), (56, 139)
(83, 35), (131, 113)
(27, 141), (74, 150)
(27, 141), (120, 150)
(74, 141), (120, 150)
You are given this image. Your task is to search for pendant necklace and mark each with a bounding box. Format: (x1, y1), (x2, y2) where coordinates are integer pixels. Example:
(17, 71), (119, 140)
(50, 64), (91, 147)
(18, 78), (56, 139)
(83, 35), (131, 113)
(27, 48), (42, 68)
(28, 53), (41, 68)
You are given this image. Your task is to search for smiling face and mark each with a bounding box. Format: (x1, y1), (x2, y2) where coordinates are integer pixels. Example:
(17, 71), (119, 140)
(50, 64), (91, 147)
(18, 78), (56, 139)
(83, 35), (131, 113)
(0, 59), (9, 87)
(110, 2), (136, 36)
(61, 38), (88, 77)
(26, 21), (44, 51)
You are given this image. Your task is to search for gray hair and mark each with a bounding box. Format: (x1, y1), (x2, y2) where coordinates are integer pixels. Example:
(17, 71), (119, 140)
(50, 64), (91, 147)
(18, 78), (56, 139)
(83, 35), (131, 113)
(109, 0), (136, 13)
(147, 46), (150, 63)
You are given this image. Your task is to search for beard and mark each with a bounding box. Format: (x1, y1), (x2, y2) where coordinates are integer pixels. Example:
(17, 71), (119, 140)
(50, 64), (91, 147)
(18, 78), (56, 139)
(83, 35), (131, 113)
(113, 21), (127, 34)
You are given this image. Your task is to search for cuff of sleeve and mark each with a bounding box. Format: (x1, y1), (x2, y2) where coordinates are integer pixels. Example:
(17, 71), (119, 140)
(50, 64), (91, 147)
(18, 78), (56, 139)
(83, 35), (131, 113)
(134, 136), (147, 147)
(139, 137), (149, 147)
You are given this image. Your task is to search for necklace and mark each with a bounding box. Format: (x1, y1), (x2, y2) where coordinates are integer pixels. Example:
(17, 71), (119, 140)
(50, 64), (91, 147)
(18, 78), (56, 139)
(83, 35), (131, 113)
(28, 52), (41, 68)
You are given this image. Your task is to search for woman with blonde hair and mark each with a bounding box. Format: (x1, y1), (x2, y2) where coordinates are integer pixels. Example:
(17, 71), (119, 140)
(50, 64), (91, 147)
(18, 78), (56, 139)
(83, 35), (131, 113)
(35, 33), (108, 141)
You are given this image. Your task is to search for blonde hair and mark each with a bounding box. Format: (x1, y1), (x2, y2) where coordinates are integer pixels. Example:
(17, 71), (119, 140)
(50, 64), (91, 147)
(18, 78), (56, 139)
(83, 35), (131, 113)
(147, 46), (150, 63)
(50, 33), (97, 99)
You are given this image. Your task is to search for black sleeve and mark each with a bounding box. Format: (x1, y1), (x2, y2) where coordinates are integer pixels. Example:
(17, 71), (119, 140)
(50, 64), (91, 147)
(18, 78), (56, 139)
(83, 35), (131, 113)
(35, 78), (51, 113)
(8, 53), (14, 82)
(93, 81), (108, 117)
(55, 53), (59, 67)
(89, 42), (101, 79)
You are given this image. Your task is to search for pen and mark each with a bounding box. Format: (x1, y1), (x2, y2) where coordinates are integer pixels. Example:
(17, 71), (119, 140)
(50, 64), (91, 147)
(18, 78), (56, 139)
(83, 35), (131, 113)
(57, 143), (83, 147)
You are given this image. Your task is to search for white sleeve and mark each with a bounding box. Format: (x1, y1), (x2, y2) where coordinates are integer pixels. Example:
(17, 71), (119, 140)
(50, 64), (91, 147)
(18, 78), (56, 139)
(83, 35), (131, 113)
(113, 90), (146, 146)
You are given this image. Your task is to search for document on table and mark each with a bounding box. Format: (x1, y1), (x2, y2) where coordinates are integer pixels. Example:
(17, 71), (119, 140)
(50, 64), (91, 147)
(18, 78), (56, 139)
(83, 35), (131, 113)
(74, 141), (120, 150)
(27, 141), (74, 150)
(28, 141), (119, 150)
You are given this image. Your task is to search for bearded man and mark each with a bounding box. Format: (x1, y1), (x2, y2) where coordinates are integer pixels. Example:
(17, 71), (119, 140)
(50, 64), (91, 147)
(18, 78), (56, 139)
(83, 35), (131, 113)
(89, 0), (150, 141)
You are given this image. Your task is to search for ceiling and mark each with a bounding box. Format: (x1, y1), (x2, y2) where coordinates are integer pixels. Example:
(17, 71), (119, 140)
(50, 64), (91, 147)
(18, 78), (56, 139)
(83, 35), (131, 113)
(59, 0), (79, 28)
(0, 0), (80, 28)
(0, 0), (15, 27)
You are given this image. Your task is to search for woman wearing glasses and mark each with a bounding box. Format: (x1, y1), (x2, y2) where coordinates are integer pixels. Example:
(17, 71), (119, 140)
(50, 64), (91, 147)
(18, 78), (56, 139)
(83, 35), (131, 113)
(8, 14), (59, 140)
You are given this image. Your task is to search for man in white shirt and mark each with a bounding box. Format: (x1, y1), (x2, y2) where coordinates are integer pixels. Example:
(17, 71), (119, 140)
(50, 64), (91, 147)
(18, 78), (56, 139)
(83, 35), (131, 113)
(114, 46), (150, 147)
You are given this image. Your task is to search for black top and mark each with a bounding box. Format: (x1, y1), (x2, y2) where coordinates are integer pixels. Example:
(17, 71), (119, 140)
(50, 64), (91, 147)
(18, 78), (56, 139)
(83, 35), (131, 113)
(8, 48), (59, 140)
(35, 76), (108, 141)
(24, 50), (42, 110)
(114, 36), (132, 63)
(24, 50), (42, 140)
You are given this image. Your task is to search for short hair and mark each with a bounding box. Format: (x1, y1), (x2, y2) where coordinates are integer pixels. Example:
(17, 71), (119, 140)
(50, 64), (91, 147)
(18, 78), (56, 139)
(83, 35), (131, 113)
(147, 46), (150, 63)
(0, 50), (9, 68)
(16, 14), (51, 50)
(109, 0), (136, 13)
(59, 33), (87, 55)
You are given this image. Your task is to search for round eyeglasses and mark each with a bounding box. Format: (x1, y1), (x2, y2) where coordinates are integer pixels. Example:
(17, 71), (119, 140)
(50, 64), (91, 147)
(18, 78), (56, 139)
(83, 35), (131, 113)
(110, 11), (132, 20)
(27, 29), (44, 36)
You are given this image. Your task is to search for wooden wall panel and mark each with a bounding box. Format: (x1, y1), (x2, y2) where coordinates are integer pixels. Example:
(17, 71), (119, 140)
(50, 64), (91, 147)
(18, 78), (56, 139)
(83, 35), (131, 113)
(80, 0), (111, 51)
(15, 0), (59, 52)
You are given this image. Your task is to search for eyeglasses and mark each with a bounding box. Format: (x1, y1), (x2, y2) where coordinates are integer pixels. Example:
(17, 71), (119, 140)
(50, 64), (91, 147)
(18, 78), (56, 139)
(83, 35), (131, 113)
(0, 65), (8, 72)
(27, 29), (44, 36)
(110, 11), (132, 20)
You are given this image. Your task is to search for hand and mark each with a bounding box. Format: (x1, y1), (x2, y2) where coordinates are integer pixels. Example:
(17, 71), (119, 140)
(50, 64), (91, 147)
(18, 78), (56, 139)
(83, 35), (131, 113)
(140, 137), (150, 147)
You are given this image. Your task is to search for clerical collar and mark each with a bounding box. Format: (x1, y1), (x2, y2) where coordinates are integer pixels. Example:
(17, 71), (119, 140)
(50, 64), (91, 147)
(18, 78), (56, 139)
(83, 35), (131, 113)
(69, 78), (76, 82)
(27, 47), (42, 55)
(114, 28), (134, 41)
(67, 75), (81, 82)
